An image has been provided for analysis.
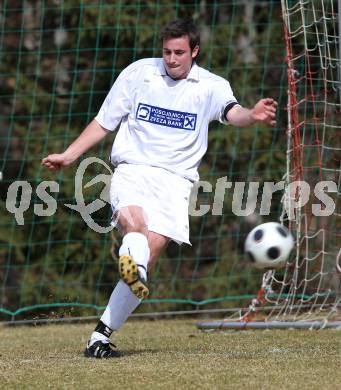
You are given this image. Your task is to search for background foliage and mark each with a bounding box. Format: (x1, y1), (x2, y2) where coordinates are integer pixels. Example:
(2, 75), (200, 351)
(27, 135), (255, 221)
(0, 0), (288, 320)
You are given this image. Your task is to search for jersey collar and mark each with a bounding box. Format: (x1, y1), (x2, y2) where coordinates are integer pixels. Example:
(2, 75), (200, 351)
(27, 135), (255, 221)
(186, 62), (199, 81)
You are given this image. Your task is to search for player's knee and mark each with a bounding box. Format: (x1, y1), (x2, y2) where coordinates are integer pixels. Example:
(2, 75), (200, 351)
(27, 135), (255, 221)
(118, 206), (148, 235)
(123, 223), (148, 235)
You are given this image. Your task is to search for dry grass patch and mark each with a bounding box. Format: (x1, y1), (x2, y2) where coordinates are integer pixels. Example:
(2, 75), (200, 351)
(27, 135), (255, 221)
(1, 319), (340, 389)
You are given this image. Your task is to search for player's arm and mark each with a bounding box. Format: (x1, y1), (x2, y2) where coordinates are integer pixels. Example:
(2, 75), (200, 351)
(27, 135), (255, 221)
(42, 119), (108, 171)
(226, 98), (277, 127)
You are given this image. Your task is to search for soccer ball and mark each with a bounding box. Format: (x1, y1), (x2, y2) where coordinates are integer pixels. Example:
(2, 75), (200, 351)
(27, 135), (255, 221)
(244, 222), (294, 269)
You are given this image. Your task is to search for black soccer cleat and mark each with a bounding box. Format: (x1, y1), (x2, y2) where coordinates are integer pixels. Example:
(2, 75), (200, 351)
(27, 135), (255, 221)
(84, 340), (122, 359)
(118, 254), (149, 299)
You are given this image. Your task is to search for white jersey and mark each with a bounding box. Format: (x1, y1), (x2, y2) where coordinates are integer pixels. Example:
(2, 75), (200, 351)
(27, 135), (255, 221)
(95, 58), (238, 182)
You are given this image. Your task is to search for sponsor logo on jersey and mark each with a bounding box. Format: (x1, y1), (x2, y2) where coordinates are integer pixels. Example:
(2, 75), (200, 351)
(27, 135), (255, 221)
(136, 103), (197, 131)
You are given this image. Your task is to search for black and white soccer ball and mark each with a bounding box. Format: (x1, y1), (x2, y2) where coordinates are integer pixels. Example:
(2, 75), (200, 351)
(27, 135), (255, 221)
(244, 222), (294, 269)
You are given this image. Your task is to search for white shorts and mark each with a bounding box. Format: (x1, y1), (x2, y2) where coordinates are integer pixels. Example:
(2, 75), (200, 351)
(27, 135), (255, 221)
(110, 164), (193, 245)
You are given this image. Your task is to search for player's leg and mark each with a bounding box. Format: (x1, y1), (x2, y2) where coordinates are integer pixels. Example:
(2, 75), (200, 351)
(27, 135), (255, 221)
(147, 231), (170, 272)
(85, 206), (169, 358)
(85, 164), (190, 358)
(117, 208), (171, 295)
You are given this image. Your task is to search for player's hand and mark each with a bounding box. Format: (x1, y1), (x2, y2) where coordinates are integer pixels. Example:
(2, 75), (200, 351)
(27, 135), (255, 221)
(41, 153), (73, 171)
(251, 98), (277, 126)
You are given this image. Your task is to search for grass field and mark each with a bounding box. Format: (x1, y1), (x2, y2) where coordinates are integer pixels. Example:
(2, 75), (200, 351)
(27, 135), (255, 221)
(1, 318), (341, 389)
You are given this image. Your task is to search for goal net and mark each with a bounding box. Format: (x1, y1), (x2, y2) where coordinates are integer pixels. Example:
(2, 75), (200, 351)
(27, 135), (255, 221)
(199, 0), (341, 330)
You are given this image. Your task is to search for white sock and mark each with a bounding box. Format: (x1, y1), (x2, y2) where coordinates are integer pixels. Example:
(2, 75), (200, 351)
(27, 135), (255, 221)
(119, 232), (150, 280)
(90, 280), (141, 345)
(100, 280), (141, 330)
(89, 331), (110, 345)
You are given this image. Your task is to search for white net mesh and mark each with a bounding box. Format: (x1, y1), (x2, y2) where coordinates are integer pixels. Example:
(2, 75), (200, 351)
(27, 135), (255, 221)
(205, 0), (341, 329)
(251, 0), (341, 326)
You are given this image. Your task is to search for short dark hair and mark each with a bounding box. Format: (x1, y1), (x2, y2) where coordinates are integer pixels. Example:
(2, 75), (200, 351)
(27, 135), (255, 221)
(160, 19), (200, 51)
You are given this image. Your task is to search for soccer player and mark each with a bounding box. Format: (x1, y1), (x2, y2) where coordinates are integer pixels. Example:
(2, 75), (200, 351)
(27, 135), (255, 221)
(42, 19), (277, 358)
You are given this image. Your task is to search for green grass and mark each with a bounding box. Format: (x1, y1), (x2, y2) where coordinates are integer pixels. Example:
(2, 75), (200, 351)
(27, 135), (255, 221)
(1, 319), (341, 389)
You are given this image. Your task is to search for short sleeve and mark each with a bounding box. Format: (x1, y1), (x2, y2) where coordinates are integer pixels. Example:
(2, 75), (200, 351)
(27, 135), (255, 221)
(209, 78), (239, 125)
(95, 65), (135, 131)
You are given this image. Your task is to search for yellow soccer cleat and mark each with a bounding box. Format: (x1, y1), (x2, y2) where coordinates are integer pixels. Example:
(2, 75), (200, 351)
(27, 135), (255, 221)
(118, 254), (149, 299)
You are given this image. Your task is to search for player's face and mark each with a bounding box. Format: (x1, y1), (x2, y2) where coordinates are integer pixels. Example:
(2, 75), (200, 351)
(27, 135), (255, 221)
(162, 35), (199, 80)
